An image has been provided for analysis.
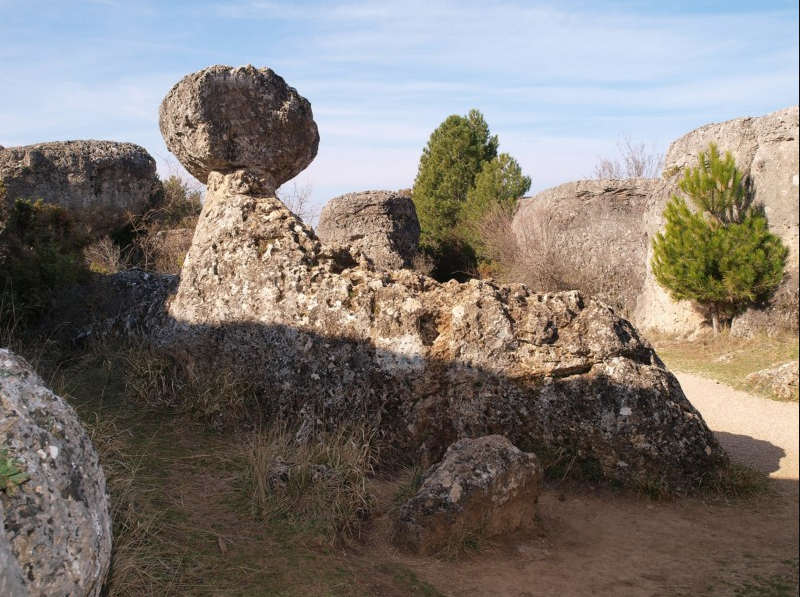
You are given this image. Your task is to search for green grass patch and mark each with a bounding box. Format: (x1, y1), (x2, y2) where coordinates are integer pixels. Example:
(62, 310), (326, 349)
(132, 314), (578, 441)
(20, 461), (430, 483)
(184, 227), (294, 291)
(651, 331), (798, 401)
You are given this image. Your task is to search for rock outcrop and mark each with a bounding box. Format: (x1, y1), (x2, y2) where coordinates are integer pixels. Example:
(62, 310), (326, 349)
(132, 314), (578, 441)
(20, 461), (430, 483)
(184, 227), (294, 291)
(634, 106), (799, 334)
(0, 140), (156, 235)
(317, 190), (420, 270)
(159, 64), (319, 190)
(0, 349), (111, 597)
(152, 65), (726, 489)
(393, 435), (541, 556)
(512, 179), (658, 316)
(744, 361), (799, 401)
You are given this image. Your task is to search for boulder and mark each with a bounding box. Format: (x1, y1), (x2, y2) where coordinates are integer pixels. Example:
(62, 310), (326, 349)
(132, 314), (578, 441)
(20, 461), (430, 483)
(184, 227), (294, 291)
(0, 140), (156, 236)
(152, 66), (726, 489)
(316, 190), (421, 270)
(744, 361), (799, 400)
(512, 179), (658, 316)
(0, 349), (111, 597)
(393, 435), (541, 556)
(159, 64), (319, 190)
(634, 106), (799, 334)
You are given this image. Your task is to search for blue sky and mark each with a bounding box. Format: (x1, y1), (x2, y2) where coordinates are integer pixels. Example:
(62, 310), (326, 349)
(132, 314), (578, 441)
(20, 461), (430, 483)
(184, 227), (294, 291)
(1, 0), (798, 213)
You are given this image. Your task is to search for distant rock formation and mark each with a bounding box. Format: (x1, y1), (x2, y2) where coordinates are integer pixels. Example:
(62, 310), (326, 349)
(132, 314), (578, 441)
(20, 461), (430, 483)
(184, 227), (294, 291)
(0, 140), (156, 235)
(317, 190), (420, 270)
(0, 349), (111, 597)
(512, 179), (657, 316)
(393, 435), (541, 556)
(635, 106), (798, 335)
(151, 65), (725, 488)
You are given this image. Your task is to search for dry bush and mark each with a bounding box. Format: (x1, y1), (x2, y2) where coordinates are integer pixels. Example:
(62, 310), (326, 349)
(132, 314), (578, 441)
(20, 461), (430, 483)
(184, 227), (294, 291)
(83, 236), (128, 274)
(127, 174), (202, 274)
(277, 179), (318, 226)
(593, 134), (664, 179)
(245, 423), (378, 542)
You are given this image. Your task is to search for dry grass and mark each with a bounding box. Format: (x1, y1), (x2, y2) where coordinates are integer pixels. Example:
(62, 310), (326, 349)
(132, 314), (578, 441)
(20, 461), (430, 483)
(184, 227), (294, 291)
(650, 330), (799, 401)
(245, 423), (378, 542)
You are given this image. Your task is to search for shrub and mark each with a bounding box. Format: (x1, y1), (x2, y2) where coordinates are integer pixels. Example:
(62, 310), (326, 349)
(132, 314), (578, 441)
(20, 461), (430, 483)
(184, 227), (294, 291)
(651, 143), (788, 332)
(594, 134), (664, 179)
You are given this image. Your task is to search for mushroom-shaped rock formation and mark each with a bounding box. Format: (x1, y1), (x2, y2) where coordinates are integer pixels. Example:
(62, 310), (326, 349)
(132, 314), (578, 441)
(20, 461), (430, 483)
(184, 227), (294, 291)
(159, 64), (319, 192)
(154, 66), (727, 489)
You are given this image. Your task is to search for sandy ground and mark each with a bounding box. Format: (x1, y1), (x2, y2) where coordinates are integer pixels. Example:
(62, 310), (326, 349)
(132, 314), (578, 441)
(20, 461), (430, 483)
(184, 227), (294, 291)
(383, 373), (800, 597)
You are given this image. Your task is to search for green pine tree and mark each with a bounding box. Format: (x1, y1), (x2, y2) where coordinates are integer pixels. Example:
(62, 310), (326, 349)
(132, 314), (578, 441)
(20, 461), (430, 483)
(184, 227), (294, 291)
(651, 143), (787, 332)
(411, 110), (529, 280)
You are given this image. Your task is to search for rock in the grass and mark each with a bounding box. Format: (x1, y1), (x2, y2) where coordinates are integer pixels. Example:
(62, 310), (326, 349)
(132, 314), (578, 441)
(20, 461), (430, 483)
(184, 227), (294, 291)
(316, 190), (421, 270)
(0, 349), (111, 597)
(159, 64), (319, 190)
(393, 435), (541, 556)
(0, 140), (156, 235)
(153, 66), (727, 490)
(744, 361), (799, 400)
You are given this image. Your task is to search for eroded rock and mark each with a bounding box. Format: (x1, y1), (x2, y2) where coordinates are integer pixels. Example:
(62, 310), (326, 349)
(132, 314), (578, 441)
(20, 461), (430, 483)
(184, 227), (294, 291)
(159, 64), (319, 190)
(317, 190), (420, 270)
(151, 66), (726, 489)
(744, 361), (799, 400)
(393, 435), (541, 556)
(0, 140), (156, 235)
(0, 349), (111, 597)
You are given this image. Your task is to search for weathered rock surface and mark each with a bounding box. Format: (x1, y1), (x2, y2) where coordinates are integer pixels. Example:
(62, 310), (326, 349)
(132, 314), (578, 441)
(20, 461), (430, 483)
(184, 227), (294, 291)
(512, 179), (658, 316)
(0, 140), (156, 235)
(393, 435), (541, 556)
(316, 190), (420, 270)
(744, 361), (799, 401)
(159, 64), (319, 190)
(0, 349), (111, 597)
(635, 106), (799, 334)
(151, 65), (726, 489)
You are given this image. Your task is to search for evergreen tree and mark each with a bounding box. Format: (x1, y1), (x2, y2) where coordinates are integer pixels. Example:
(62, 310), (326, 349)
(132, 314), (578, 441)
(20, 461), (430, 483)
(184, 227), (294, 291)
(412, 109), (498, 254)
(411, 110), (530, 280)
(651, 143), (787, 332)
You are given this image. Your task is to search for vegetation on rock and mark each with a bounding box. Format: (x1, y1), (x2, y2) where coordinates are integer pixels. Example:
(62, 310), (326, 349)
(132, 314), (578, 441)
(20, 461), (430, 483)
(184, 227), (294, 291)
(651, 143), (788, 332)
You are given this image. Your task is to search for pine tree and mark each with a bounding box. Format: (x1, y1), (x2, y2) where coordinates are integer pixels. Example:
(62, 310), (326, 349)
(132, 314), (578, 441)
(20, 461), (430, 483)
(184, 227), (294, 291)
(411, 110), (530, 280)
(651, 143), (787, 332)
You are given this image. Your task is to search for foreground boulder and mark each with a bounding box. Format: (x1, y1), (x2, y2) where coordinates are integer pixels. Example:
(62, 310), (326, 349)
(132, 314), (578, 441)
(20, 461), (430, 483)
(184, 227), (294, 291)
(0, 140), (156, 235)
(317, 190), (420, 270)
(393, 435), (541, 556)
(0, 349), (111, 597)
(152, 65), (726, 489)
(513, 179), (658, 316)
(635, 106), (799, 334)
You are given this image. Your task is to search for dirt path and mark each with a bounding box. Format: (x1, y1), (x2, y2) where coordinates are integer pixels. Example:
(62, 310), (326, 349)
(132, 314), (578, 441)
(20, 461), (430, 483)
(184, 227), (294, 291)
(389, 373), (800, 597)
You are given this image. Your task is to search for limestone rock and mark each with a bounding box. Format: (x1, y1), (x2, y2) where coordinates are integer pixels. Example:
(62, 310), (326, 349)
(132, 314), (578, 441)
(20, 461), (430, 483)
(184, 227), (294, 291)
(393, 435), (541, 556)
(634, 106), (799, 334)
(316, 190), (421, 270)
(744, 361), (799, 400)
(159, 64), (319, 190)
(0, 349), (111, 597)
(155, 171), (726, 488)
(512, 179), (657, 316)
(151, 67), (726, 489)
(0, 140), (156, 236)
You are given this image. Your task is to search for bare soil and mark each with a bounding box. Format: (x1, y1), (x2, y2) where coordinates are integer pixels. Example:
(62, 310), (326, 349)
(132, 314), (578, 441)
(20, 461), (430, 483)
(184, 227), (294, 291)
(367, 372), (800, 597)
